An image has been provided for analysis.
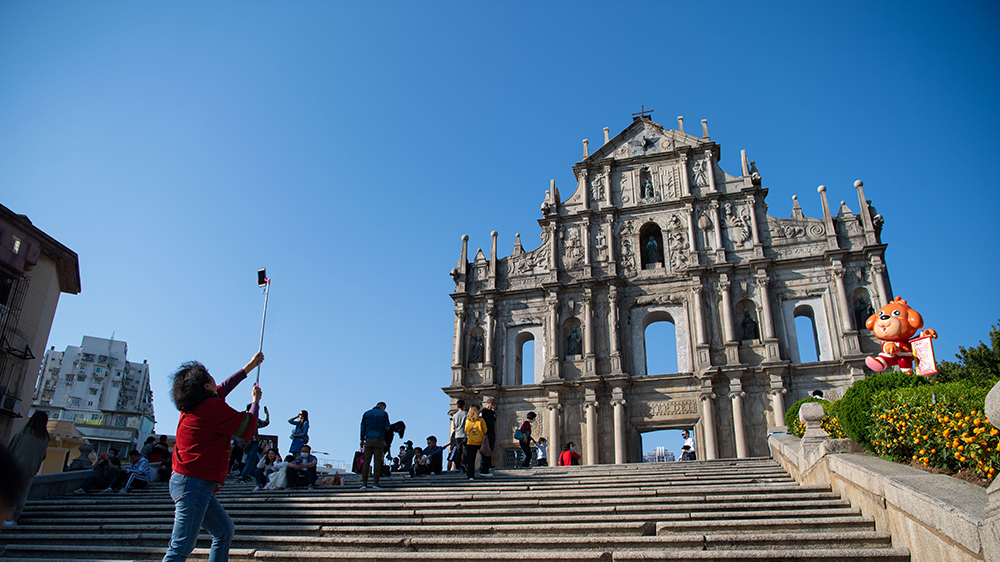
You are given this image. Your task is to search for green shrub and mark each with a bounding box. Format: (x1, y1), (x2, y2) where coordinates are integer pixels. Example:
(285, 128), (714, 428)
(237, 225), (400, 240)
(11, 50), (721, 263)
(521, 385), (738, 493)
(870, 380), (997, 481)
(834, 371), (928, 449)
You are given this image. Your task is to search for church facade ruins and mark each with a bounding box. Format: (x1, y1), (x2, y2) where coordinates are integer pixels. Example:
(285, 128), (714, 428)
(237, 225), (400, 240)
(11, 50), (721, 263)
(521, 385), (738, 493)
(445, 114), (891, 464)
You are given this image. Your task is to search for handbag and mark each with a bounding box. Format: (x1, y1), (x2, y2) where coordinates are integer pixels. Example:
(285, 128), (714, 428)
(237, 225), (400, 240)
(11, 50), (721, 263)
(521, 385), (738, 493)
(480, 438), (493, 457)
(514, 429), (524, 440)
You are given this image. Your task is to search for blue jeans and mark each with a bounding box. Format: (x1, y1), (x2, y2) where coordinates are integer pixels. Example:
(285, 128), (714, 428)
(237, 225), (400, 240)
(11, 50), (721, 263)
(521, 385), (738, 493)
(239, 443), (260, 480)
(162, 473), (234, 562)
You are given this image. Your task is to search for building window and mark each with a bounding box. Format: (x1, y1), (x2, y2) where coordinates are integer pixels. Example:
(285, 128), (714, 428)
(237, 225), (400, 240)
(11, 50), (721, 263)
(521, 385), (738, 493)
(112, 381), (119, 387)
(91, 414), (100, 420)
(69, 397), (81, 407)
(9, 236), (20, 254)
(89, 388), (98, 395)
(94, 367), (102, 374)
(114, 416), (127, 427)
(77, 374), (86, 381)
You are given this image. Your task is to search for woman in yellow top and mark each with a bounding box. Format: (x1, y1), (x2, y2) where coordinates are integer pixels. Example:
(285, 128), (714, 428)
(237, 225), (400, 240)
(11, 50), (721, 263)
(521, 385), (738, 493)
(463, 405), (487, 481)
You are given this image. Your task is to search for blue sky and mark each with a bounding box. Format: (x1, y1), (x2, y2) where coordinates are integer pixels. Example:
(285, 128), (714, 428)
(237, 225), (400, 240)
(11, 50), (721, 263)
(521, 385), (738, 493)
(2, 2), (998, 462)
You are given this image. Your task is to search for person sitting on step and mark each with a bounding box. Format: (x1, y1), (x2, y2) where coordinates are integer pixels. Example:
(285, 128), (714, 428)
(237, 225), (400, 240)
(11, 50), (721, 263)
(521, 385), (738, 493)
(285, 444), (318, 489)
(106, 449), (153, 493)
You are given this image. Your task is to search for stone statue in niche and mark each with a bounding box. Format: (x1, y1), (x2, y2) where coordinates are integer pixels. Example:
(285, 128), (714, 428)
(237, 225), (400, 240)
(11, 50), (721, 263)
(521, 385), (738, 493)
(469, 334), (484, 364)
(741, 311), (760, 341)
(566, 327), (582, 356)
(643, 176), (655, 199)
(854, 298), (874, 332)
(646, 236), (661, 265)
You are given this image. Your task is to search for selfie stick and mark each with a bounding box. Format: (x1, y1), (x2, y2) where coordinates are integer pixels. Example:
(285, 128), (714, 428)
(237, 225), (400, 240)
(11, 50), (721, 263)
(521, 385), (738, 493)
(256, 268), (270, 386)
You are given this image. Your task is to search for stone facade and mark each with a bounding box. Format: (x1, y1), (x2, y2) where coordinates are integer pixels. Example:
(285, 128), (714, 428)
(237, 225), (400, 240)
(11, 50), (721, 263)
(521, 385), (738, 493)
(445, 115), (891, 465)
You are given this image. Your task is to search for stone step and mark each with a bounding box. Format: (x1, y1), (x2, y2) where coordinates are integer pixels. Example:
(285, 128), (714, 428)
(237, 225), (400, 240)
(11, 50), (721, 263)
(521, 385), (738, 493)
(0, 530), (896, 551)
(21, 498), (855, 520)
(15, 506), (865, 530)
(657, 516), (878, 535)
(0, 547), (912, 562)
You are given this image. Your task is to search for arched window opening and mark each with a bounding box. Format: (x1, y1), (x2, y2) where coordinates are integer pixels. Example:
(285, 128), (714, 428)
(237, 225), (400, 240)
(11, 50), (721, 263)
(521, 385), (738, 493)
(514, 332), (536, 386)
(644, 319), (678, 375)
(794, 305), (820, 363)
(563, 317), (582, 359)
(734, 299), (760, 343)
(467, 328), (485, 366)
(640, 223), (664, 269)
(852, 288), (875, 332)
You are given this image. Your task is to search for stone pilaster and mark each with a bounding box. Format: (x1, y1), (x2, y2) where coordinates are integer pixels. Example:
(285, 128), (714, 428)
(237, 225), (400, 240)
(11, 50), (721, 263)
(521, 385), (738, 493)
(719, 274), (739, 364)
(547, 391), (561, 461)
(584, 387), (598, 465)
(730, 377), (747, 459)
(611, 386), (626, 464)
(608, 286), (623, 374)
(545, 290), (560, 381)
(756, 273), (781, 362)
(583, 288), (595, 376)
(483, 297), (496, 385)
(700, 378), (718, 460)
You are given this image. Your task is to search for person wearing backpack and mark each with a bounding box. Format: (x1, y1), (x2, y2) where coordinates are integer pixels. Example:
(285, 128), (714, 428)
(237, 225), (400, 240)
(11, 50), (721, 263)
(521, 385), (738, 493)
(516, 412), (536, 468)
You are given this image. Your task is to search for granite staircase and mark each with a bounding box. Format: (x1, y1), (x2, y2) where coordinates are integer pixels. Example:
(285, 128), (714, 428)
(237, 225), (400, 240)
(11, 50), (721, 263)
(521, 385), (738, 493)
(0, 458), (909, 561)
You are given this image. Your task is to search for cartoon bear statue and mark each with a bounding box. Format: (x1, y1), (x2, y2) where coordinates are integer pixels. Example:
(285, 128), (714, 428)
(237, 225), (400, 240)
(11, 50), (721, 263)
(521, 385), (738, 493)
(865, 296), (937, 374)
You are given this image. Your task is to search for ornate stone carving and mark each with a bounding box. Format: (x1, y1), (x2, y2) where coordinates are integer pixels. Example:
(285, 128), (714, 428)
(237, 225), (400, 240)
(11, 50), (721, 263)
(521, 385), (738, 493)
(691, 158), (709, 187)
(724, 202), (752, 247)
(560, 226), (584, 270)
(636, 400), (698, 417)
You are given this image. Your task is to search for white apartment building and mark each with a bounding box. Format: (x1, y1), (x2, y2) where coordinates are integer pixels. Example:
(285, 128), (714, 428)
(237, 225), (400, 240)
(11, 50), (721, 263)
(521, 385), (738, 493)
(33, 336), (154, 456)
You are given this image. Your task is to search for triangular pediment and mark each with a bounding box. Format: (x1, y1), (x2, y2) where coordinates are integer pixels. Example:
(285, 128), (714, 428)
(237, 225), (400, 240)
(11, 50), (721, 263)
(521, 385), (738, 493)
(587, 117), (708, 163)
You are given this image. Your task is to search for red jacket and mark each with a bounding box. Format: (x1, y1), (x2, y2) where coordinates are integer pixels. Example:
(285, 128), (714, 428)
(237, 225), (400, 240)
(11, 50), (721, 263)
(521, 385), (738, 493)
(172, 369), (259, 485)
(559, 449), (581, 466)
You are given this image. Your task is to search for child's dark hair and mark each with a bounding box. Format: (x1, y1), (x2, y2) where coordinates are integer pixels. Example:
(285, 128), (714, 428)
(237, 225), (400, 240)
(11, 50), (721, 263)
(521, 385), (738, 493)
(284, 455), (294, 462)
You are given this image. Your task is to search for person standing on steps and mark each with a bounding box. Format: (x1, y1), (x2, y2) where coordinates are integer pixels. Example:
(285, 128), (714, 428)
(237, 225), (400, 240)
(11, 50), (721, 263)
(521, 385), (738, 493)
(463, 405), (486, 481)
(450, 399), (468, 473)
(161, 351), (264, 562)
(288, 410), (309, 455)
(479, 398), (497, 476)
(4, 411), (49, 528)
(678, 430), (696, 461)
(359, 401), (390, 490)
(518, 412), (536, 468)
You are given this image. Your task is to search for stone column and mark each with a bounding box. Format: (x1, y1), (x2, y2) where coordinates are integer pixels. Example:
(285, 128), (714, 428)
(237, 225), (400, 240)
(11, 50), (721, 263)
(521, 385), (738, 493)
(719, 276), (735, 343)
(870, 258), (889, 307)
(583, 288), (595, 376)
(611, 386), (626, 464)
(582, 217), (592, 266)
(484, 297), (496, 385)
(769, 373), (787, 427)
(710, 200), (724, 253)
(705, 149), (717, 193)
(547, 399), (560, 461)
(691, 285), (706, 346)
(451, 300), (466, 386)
(719, 275), (739, 365)
(831, 267), (853, 331)
(686, 203), (697, 256)
(756, 275), (775, 340)
(545, 290), (560, 381)
(700, 382), (718, 460)
(608, 287), (623, 374)
(680, 154), (691, 197)
(584, 388), (598, 465)
(730, 377), (747, 458)
(745, 194), (763, 258)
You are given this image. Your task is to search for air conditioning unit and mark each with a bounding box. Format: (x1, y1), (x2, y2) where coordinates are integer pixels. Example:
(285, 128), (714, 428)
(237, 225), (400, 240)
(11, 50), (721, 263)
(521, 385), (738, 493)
(0, 394), (20, 413)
